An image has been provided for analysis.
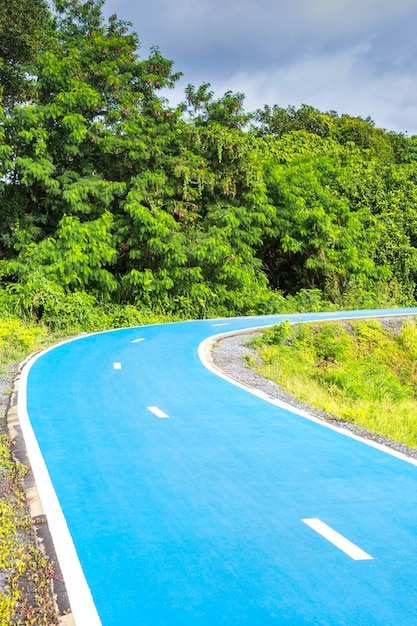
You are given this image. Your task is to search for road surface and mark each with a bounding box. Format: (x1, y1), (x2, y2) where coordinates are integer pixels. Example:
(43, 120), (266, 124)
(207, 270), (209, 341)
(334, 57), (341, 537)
(18, 308), (417, 625)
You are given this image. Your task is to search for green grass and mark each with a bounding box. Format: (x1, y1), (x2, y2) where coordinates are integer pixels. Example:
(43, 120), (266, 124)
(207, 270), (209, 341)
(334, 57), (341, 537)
(249, 318), (417, 449)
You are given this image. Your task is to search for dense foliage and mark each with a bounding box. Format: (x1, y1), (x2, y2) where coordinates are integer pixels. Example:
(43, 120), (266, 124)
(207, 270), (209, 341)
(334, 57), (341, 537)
(0, 0), (52, 107)
(1, 0), (417, 328)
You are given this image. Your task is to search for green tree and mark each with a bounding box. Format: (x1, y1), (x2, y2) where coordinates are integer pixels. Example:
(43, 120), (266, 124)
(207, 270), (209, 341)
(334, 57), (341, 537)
(2, 0), (417, 320)
(1, 0), (182, 299)
(0, 0), (52, 106)
(1, 0), (274, 316)
(333, 114), (398, 162)
(183, 83), (251, 129)
(258, 129), (417, 304)
(259, 132), (383, 299)
(253, 104), (337, 139)
(401, 136), (417, 164)
(253, 104), (406, 164)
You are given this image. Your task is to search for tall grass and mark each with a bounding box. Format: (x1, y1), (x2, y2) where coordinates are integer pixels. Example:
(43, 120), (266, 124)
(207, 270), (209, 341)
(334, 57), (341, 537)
(250, 318), (417, 448)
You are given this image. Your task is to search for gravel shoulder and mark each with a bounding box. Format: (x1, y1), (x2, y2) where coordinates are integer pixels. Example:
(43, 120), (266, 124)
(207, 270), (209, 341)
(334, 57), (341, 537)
(0, 365), (14, 437)
(210, 321), (417, 462)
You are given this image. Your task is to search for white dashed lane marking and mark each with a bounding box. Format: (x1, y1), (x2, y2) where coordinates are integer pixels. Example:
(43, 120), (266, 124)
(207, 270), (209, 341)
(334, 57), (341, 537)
(301, 518), (373, 561)
(147, 406), (170, 418)
(113, 363), (122, 370)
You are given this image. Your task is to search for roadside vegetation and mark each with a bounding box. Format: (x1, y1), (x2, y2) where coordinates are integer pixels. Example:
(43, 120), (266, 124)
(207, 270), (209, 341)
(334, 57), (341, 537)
(0, 436), (59, 625)
(249, 318), (417, 449)
(0, 318), (58, 625)
(2, 0), (417, 327)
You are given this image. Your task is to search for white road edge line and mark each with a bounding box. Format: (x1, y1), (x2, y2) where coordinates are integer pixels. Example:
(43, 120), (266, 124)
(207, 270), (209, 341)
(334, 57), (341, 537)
(198, 311), (417, 468)
(211, 322), (231, 327)
(113, 362), (122, 369)
(18, 347), (102, 626)
(147, 406), (170, 418)
(301, 518), (373, 561)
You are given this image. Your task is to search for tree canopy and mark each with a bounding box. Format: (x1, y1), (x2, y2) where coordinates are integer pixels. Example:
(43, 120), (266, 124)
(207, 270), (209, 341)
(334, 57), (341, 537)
(0, 0), (52, 106)
(1, 0), (417, 325)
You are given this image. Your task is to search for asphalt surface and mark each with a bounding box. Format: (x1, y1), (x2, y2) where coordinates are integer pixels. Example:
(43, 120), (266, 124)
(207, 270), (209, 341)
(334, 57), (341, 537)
(18, 308), (417, 625)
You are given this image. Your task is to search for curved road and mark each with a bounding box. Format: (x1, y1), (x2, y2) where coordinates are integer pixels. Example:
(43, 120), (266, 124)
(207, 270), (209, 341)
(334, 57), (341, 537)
(18, 308), (417, 625)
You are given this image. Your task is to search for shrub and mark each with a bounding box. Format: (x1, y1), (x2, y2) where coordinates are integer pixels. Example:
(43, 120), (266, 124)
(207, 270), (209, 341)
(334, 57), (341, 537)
(0, 318), (43, 364)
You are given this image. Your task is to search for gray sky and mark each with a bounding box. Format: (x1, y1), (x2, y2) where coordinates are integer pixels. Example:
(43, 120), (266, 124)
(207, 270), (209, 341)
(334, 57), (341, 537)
(103, 0), (417, 135)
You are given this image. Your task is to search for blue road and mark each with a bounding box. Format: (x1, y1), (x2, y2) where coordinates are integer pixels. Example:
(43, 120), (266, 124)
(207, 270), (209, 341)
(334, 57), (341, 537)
(18, 308), (417, 625)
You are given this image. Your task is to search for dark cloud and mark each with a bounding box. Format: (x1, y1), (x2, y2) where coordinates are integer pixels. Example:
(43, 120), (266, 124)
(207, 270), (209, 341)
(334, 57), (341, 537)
(103, 0), (417, 133)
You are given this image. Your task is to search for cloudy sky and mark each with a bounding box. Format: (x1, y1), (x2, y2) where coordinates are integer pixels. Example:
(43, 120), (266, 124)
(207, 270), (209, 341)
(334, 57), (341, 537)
(103, 0), (417, 135)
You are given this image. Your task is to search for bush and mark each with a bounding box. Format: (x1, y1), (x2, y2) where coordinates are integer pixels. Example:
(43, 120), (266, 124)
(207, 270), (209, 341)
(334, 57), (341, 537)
(0, 318), (43, 364)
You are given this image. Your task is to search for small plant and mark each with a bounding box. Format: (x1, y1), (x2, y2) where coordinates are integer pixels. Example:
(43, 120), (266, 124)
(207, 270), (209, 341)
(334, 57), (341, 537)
(250, 321), (293, 349)
(0, 318), (45, 366)
(242, 353), (256, 367)
(397, 318), (417, 360)
(311, 323), (351, 363)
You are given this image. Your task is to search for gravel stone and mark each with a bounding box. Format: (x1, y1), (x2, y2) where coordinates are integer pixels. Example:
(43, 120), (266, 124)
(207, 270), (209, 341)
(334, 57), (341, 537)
(0, 365), (18, 436)
(211, 324), (417, 461)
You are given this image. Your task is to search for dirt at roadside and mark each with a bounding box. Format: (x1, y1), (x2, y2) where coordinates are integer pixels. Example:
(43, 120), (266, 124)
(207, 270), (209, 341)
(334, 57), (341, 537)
(0, 364), (15, 437)
(0, 364), (69, 625)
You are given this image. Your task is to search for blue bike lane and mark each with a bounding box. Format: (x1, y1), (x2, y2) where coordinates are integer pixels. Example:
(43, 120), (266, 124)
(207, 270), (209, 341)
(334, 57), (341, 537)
(18, 308), (417, 624)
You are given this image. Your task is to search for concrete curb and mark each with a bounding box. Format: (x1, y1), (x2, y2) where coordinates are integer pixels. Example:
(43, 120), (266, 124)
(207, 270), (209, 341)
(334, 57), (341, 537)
(7, 362), (76, 626)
